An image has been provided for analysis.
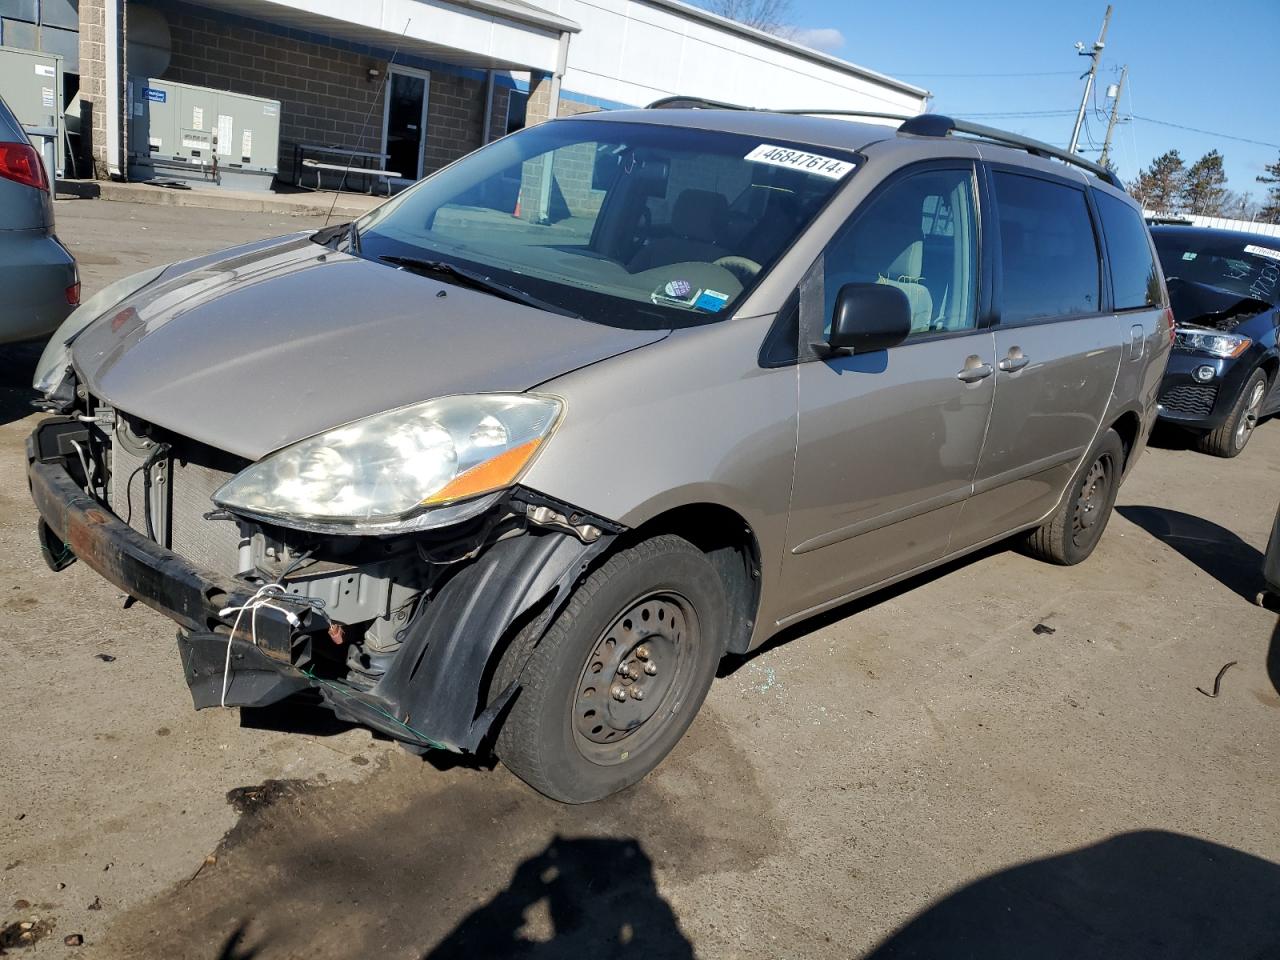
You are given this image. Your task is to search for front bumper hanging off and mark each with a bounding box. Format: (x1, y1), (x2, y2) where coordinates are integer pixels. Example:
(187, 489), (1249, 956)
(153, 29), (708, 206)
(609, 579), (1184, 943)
(27, 434), (615, 753)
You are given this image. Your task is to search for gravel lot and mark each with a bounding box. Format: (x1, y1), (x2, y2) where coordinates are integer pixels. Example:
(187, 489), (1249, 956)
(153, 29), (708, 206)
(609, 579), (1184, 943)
(2, 198), (1278, 959)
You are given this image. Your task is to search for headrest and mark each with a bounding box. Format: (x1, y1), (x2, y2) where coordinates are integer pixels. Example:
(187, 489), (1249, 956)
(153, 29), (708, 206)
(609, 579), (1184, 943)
(672, 189), (729, 242)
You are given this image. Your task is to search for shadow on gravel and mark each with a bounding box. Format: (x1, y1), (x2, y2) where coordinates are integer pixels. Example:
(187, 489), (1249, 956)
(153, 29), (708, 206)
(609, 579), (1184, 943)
(0, 343), (43, 427)
(1118, 505), (1264, 602)
(864, 830), (1280, 959)
(424, 836), (693, 959)
(1268, 618), (1280, 698)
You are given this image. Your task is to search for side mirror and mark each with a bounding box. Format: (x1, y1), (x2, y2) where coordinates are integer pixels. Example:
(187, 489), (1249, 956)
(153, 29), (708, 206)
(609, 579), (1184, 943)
(827, 282), (912, 353)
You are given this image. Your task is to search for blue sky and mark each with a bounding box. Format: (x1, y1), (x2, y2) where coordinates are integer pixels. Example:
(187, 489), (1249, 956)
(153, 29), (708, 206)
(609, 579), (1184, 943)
(782, 0), (1280, 204)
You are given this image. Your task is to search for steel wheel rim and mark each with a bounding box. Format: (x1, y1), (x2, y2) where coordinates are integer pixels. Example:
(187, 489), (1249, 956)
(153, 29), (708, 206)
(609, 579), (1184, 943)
(571, 591), (697, 765)
(1072, 454), (1111, 546)
(1235, 381), (1266, 449)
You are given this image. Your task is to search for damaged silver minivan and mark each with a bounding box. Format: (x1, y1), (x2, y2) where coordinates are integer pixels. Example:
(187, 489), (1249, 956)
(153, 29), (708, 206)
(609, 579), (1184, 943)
(27, 104), (1170, 802)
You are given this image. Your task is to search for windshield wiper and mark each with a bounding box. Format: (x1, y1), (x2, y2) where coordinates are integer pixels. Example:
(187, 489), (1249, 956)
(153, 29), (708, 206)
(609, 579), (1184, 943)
(378, 255), (582, 319)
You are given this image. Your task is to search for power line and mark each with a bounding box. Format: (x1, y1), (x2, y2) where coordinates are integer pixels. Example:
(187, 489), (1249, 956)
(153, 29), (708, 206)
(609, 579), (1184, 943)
(950, 110), (1076, 118)
(1128, 115), (1280, 149)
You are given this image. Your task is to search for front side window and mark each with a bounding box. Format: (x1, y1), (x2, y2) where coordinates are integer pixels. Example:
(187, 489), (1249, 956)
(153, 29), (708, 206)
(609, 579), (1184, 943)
(354, 120), (854, 330)
(994, 172), (1100, 324)
(1095, 191), (1162, 309)
(824, 167), (979, 336)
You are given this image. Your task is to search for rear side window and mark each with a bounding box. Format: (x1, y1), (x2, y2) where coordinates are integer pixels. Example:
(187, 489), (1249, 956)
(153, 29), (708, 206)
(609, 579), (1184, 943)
(1095, 192), (1161, 309)
(993, 172), (1100, 324)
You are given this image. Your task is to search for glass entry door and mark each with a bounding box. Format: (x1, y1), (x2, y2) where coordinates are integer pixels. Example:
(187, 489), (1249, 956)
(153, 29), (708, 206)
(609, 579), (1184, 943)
(383, 67), (430, 182)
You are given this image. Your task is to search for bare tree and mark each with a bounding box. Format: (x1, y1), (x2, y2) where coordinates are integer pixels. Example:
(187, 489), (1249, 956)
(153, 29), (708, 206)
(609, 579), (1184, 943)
(705, 0), (794, 35)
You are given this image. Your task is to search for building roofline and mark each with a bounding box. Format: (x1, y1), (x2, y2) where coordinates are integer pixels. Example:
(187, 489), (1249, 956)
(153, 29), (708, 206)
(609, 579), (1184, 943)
(633, 0), (930, 101)
(461, 0), (581, 34)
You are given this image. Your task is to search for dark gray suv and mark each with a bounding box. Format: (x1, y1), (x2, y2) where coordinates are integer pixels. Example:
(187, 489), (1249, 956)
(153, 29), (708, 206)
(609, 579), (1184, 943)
(28, 104), (1170, 802)
(0, 91), (78, 344)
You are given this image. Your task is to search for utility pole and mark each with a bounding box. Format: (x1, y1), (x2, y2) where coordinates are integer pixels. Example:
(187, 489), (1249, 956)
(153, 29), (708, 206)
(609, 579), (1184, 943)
(1068, 5), (1112, 155)
(1098, 64), (1127, 169)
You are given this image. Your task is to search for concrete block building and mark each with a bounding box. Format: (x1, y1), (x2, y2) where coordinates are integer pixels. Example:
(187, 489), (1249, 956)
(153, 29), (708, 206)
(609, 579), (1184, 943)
(0, 0), (929, 184)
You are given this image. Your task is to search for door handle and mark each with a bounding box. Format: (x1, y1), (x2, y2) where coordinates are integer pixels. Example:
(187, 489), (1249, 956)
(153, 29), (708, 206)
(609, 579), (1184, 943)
(956, 357), (994, 383)
(998, 349), (1030, 372)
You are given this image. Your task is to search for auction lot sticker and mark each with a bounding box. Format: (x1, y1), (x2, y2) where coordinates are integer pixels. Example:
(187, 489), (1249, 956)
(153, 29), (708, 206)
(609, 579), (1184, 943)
(745, 144), (855, 179)
(1244, 244), (1280, 263)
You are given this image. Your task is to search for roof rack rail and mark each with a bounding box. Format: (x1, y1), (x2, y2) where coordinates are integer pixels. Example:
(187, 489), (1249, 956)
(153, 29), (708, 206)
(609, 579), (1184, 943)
(899, 114), (1123, 188)
(642, 100), (1123, 189)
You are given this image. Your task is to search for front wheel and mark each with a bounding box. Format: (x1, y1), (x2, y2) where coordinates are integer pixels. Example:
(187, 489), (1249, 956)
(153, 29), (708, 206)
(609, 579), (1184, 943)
(1023, 428), (1125, 566)
(1196, 368), (1269, 458)
(495, 534), (728, 803)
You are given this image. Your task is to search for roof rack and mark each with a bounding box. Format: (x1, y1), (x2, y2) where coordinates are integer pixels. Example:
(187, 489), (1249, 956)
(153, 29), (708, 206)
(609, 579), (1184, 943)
(643, 98), (1123, 189)
(898, 114), (1124, 188)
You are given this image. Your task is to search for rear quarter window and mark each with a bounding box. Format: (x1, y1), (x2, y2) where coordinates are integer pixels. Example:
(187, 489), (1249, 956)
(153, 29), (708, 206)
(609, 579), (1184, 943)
(993, 171), (1101, 324)
(1095, 192), (1162, 310)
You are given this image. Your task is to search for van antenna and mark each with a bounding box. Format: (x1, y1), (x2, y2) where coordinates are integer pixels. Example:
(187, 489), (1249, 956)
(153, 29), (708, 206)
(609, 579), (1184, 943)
(324, 17), (412, 227)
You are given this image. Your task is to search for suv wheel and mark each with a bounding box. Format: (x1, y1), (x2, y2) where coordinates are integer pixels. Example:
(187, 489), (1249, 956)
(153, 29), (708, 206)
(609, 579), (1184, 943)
(1196, 368), (1269, 458)
(1023, 428), (1124, 566)
(495, 534), (727, 803)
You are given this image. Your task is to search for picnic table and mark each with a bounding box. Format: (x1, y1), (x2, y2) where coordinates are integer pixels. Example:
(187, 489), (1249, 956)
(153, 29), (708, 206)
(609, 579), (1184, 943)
(291, 143), (399, 195)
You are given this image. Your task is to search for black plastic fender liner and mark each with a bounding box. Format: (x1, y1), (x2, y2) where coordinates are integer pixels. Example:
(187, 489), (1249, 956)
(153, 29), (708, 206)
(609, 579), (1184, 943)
(358, 528), (616, 753)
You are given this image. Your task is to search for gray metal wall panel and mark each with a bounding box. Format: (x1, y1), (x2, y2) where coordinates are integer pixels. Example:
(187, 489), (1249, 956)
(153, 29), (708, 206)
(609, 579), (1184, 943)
(40, 0), (78, 31)
(0, 0), (37, 24)
(38, 23), (75, 72)
(1, 17), (38, 49)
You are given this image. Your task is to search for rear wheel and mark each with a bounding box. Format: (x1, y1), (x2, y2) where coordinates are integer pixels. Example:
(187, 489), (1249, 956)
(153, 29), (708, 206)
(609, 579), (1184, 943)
(1196, 368), (1269, 458)
(1023, 428), (1124, 566)
(495, 534), (727, 803)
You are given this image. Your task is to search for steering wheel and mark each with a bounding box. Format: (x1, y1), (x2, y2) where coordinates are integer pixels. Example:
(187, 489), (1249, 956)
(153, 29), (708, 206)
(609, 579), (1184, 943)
(714, 256), (762, 285)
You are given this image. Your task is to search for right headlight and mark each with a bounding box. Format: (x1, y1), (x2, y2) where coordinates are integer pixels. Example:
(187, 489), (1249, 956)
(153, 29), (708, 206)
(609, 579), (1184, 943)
(213, 393), (563, 534)
(33, 264), (168, 395)
(1173, 327), (1251, 359)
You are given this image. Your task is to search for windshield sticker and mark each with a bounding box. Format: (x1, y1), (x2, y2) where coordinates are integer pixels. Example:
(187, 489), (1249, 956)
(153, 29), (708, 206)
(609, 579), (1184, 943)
(1181, 252), (1198, 260)
(1244, 244), (1280, 263)
(744, 144), (855, 180)
(694, 289), (731, 312)
(664, 279), (693, 299)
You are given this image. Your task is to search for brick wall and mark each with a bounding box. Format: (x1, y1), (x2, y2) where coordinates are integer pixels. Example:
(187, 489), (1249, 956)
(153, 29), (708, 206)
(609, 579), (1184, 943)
(487, 84), (510, 143)
(421, 71), (484, 176)
(79, 0), (126, 177)
(142, 1), (487, 182)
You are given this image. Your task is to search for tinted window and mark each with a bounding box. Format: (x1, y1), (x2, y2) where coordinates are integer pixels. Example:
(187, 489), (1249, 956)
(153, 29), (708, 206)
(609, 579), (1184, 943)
(1096, 192), (1161, 309)
(994, 172), (1100, 323)
(825, 168), (979, 337)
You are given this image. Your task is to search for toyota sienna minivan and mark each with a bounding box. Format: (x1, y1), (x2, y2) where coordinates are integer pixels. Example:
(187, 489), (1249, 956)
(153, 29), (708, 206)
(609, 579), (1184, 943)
(27, 103), (1171, 802)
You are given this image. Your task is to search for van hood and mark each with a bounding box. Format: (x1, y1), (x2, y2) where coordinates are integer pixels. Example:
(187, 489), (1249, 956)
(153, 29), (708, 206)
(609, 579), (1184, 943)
(72, 234), (668, 460)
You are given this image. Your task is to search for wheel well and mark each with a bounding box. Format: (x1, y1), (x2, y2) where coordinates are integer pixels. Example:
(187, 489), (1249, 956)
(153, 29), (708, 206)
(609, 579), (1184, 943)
(1109, 411), (1143, 469)
(1261, 355), (1279, 386)
(627, 503), (762, 655)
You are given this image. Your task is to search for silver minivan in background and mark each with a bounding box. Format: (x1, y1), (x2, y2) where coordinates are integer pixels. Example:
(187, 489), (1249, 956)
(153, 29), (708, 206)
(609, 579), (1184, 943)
(0, 91), (78, 344)
(27, 104), (1171, 802)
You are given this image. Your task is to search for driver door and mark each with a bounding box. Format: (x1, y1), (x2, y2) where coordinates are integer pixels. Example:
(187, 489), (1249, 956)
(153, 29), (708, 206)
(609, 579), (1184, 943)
(777, 163), (996, 621)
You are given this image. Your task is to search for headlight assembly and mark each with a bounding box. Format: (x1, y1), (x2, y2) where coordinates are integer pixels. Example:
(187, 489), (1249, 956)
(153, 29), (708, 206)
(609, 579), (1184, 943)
(1173, 327), (1251, 359)
(213, 394), (562, 534)
(32, 264), (168, 395)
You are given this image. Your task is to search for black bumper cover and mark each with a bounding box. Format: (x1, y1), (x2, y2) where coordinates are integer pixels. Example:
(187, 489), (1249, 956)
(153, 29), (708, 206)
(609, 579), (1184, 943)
(28, 454), (612, 754)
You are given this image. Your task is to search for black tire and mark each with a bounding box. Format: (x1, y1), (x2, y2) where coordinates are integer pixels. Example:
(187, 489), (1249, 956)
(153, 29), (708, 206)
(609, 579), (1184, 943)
(1195, 368), (1269, 458)
(495, 534), (727, 803)
(1023, 428), (1125, 566)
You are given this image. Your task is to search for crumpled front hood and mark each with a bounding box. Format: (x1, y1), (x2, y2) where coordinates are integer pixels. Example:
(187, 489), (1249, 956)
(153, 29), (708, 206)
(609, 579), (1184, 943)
(73, 235), (668, 460)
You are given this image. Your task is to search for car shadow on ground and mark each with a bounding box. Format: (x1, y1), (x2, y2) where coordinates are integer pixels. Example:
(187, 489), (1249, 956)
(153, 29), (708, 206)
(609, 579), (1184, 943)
(1117, 505), (1264, 602)
(863, 830), (1280, 959)
(0, 343), (42, 427)
(1268, 617), (1280, 698)
(718, 542), (1009, 677)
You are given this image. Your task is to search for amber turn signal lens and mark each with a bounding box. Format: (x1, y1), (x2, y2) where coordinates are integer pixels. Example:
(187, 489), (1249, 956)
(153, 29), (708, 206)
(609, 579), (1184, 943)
(421, 437), (542, 506)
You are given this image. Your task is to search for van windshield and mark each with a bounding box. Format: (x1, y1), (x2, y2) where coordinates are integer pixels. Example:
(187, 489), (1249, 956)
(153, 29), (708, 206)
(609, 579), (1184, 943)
(352, 119), (856, 329)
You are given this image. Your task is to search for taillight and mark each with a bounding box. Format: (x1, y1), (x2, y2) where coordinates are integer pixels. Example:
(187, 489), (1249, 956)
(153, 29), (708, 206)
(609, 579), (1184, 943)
(65, 282), (81, 306)
(1163, 306), (1175, 347)
(0, 141), (49, 191)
